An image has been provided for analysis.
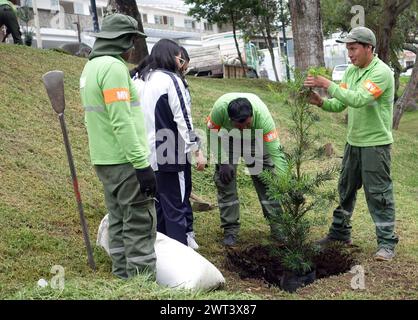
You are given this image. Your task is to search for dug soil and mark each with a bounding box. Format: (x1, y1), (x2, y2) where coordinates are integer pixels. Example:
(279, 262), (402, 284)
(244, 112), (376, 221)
(225, 243), (359, 289)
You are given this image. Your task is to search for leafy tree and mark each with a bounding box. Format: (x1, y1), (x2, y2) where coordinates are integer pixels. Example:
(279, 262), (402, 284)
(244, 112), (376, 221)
(185, 0), (253, 72)
(106, 0), (148, 64)
(17, 0), (34, 46)
(239, 0), (290, 82)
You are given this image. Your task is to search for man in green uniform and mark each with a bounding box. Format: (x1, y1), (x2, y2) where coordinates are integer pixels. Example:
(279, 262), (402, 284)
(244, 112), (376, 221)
(0, 0), (22, 44)
(206, 93), (287, 246)
(80, 13), (157, 278)
(304, 27), (398, 261)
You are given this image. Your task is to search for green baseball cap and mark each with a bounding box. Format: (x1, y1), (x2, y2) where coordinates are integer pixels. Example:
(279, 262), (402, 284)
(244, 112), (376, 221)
(336, 27), (376, 47)
(93, 13), (147, 39)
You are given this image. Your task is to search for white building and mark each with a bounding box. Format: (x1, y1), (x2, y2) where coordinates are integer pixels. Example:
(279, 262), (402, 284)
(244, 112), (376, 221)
(12, 0), (108, 48)
(137, 0), (220, 51)
(8, 0), (221, 51)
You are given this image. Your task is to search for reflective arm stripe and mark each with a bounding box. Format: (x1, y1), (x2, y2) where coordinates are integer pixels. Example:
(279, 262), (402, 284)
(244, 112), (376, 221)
(103, 88), (130, 104)
(363, 80), (383, 99)
(263, 129), (278, 142)
(84, 106), (105, 112)
(84, 101), (140, 112)
(207, 116), (221, 131)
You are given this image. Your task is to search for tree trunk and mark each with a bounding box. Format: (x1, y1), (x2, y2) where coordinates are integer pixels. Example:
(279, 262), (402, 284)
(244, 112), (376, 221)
(288, 0), (325, 71)
(264, 17), (280, 82)
(393, 56), (418, 130)
(376, 0), (413, 64)
(230, 10), (246, 75)
(106, 0), (148, 64)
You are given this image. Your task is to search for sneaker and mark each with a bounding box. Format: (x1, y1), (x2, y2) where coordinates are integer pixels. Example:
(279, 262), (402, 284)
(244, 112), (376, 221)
(316, 235), (352, 247)
(186, 231), (199, 250)
(375, 247), (395, 261)
(223, 234), (237, 247)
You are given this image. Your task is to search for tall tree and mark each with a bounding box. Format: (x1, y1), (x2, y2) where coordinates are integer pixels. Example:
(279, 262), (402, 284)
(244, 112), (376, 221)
(106, 0), (148, 64)
(288, 0), (325, 71)
(375, 0), (413, 64)
(185, 0), (252, 73)
(393, 46), (418, 130)
(240, 0), (290, 82)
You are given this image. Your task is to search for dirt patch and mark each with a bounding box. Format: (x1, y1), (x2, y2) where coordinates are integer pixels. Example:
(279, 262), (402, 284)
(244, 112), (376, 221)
(225, 243), (358, 290)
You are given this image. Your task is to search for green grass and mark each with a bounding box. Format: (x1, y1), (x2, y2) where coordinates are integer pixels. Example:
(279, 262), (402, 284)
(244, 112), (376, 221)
(398, 110), (418, 138)
(397, 76), (410, 97)
(0, 43), (417, 300)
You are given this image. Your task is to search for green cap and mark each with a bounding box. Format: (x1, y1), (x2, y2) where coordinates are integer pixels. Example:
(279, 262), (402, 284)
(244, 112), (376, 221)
(93, 13), (146, 39)
(336, 27), (376, 47)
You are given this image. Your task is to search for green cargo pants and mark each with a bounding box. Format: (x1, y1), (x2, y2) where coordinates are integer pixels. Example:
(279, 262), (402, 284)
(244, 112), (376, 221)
(95, 163), (157, 279)
(214, 138), (283, 238)
(328, 144), (398, 250)
(0, 4), (22, 45)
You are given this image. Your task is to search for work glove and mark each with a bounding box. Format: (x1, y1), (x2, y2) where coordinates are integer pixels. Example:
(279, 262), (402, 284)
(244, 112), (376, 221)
(135, 166), (157, 197)
(219, 164), (235, 185)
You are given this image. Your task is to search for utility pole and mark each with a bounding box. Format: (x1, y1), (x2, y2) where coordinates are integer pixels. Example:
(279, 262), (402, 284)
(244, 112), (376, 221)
(73, 16), (81, 43)
(32, 0), (42, 48)
(90, 0), (100, 32)
(279, 0), (290, 81)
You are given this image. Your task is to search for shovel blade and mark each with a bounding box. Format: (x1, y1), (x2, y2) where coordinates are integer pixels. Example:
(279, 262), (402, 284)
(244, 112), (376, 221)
(42, 70), (65, 114)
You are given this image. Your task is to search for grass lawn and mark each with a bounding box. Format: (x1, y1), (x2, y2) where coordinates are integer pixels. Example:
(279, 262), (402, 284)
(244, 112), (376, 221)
(0, 44), (417, 300)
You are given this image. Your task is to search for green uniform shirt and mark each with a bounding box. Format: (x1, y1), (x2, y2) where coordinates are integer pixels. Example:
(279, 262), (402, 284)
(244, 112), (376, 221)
(0, 1), (16, 14)
(322, 56), (394, 147)
(206, 93), (287, 174)
(80, 55), (150, 169)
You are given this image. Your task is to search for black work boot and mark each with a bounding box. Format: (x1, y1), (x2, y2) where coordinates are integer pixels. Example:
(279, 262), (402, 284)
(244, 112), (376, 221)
(223, 234), (237, 246)
(316, 235), (352, 247)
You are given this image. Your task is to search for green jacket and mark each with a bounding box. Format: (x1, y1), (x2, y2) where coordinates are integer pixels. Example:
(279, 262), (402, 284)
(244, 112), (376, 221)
(80, 55), (150, 169)
(206, 93), (287, 174)
(323, 56), (394, 147)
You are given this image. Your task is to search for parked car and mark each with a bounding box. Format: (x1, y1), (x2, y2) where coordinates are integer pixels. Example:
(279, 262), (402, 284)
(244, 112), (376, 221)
(332, 64), (349, 81)
(58, 42), (92, 58)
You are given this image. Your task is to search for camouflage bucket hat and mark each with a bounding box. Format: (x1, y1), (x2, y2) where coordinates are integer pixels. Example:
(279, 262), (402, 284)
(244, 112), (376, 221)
(336, 26), (376, 47)
(93, 13), (147, 39)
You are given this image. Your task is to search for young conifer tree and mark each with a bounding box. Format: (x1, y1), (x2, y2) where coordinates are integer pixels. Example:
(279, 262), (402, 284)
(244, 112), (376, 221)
(261, 67), (338, 275)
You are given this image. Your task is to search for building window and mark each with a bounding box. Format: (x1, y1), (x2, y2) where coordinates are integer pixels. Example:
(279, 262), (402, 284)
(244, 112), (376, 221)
(154, 15), (163, 24)
(50, 0), (60, 11)
(73, 2), (86, 15)
(142, 13), (148, 24)
(406, 60), (414, 68)
(204, 22), (213, 31)
(168, 16), (174, 27)
(155, 15), (174, 27)
(184, 19), (195, 29)
(60, 1), (74, 14)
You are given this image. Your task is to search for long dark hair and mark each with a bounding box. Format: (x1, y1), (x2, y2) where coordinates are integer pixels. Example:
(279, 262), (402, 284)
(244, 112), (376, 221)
(131, 39), (181, 79)
(180, 46), (190, 63)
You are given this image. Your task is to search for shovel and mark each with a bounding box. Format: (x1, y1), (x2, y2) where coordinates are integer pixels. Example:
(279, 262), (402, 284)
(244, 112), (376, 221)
(42, 70), (96, 271)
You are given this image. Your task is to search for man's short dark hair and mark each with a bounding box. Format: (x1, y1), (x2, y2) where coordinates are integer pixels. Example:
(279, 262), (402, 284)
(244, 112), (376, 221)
(358, 42), (375, 52)
(227, 98), (253, 122)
